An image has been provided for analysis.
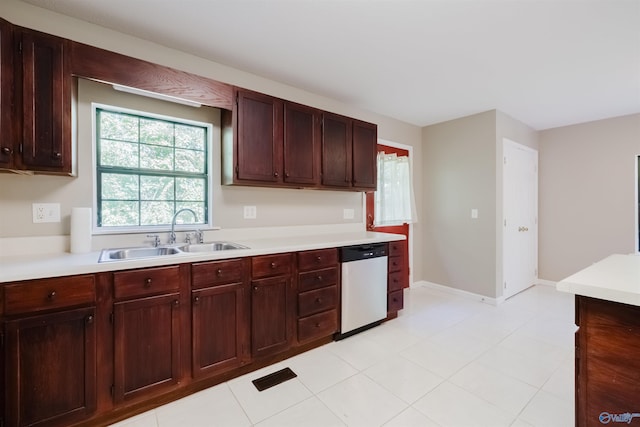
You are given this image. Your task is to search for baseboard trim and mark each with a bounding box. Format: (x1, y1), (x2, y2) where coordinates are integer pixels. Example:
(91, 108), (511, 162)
(413, 281), (504, 306)
(536, 279), (557, 287)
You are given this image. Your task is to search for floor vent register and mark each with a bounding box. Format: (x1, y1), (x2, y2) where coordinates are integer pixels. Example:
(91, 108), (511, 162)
(252, 367), (297, 392)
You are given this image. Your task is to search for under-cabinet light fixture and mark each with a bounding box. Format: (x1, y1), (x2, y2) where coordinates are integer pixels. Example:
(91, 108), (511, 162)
(112, 84), (202, 108)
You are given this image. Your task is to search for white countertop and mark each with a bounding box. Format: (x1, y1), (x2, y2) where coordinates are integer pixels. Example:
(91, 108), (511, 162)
(0, 231), (404, 283)
(556, 254), (640, 306)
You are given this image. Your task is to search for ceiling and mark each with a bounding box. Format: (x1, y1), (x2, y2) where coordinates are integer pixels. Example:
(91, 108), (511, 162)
(21, 0), (640, 130)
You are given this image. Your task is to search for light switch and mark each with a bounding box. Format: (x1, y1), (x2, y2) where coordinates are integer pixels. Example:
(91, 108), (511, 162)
(243, 206), (257, 219)
(471, 209), (478, 219)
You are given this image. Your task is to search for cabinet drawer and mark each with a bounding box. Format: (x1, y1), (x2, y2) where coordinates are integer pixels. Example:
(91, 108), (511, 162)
(297, 248), (338, 271)
(298, 309), (338, 343)
(388, 256), (403, 273)
(252, 253), (292, 279)
(388, 290), (404, 313)
(298, 267), (338, 292)
(192, 259), (246, 289)
(388, 271), (406, 292)
(388, 241), (404, 257)
(113, 266), (180, 300)
(298, 285), (338, 318)
(4, 274), (96, 316)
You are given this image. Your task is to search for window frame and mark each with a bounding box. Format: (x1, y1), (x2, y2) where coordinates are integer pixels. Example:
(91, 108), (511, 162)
(92, 102), (214, 234)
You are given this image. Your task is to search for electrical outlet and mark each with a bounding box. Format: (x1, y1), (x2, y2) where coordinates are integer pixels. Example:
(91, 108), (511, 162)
(33, 203), (61, 223)
(243, 206), (257, 219)
(343, 208), (355, 220)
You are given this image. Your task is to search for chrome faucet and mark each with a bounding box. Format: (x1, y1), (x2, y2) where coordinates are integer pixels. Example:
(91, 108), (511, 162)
(169, 208), (198, 244)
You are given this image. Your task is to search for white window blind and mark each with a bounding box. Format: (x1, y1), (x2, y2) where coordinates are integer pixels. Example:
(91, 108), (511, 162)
(374, 152), (417, 226)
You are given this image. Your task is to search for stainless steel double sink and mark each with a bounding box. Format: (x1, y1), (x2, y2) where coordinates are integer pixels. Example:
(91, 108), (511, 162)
(98, 241), (249, 262)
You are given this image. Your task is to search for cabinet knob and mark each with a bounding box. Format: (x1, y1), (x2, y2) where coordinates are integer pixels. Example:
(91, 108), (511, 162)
(216, 269), (223, 276)
(47, 291), (56, 300)
(316, 256), (322, 263)
(254, 286), (259, 291)
(1, 147), (12, 155)
(317, 275), (323, 281)
(52, 152), (62, 159)
(144, 278), (152, 288)
(86, 315), (94, 324)
(173, 299), (180, 307)
(194, 296), (200, 304)
(270, 262), (277, 269)
(285, 172), (290, 178)
(315, 322), (321, 328)
(274, 171), (279, 178)
(315, 298), (322, 304)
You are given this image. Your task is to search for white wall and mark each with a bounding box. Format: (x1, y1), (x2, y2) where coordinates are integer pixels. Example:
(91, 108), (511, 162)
(539, 113), (640, 281)
(422, 110), (497, 297)
(0, 0), (423, 273)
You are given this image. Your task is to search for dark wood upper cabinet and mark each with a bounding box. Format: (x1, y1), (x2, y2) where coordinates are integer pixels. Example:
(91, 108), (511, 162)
(224, 89), (374, 191)
(0, 18), (14, 168)
(322, 113), (377, 190)
(5, 307), (97, 427)
(321, 112), (352, 188)
(283, 101), (321, 186)
(234, 89), (283, 183)
(352, 119), (377, 189)
(18, 28), (72, 174)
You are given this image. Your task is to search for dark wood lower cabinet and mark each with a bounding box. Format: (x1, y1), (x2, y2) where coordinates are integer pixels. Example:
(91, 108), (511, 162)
(4, 307), (96, 427)
(575, 296), (640, 427)
(251, 275), (294, 358)
(192, 283), (249, 378)
(113, 293), (181, 403)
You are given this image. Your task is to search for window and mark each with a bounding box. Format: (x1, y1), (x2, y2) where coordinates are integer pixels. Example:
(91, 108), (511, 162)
(374, 152), (416, 226)
(95, 105), (210, 230)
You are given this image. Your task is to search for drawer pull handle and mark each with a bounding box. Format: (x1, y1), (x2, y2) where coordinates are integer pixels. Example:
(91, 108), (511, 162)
(86, 315), (94, 324)
(216, 269), (223, 276)
(47, 291), (56, 300)
(270, 262), (276, 269)
(144, 278), (152, 288)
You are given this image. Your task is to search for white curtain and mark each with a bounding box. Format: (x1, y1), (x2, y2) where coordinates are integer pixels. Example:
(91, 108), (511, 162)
(374, 152), (417, 226)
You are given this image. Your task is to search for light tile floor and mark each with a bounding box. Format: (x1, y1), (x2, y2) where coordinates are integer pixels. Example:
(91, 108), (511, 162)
(110, 284), (576, 427)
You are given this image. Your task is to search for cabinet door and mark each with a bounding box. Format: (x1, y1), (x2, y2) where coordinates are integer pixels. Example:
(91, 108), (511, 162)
(352, 119), (377, 189)
(251, 275), (294, 358)
(192, 283), (249, 378)
(283, 102), (320, 186)
(5, 307), (97, 427)
(20, 29), (71, 173)
(321, 112), (352, 188)
(113, 293), (181, 403)
(0, 19), (14, 168)
(236, 89), (283, 183)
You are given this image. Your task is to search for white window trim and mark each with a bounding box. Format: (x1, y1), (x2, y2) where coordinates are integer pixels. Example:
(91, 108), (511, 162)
(91, 102), (214, 235)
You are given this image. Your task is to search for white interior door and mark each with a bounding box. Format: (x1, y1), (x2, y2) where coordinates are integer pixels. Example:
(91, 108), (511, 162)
(503, 139), (538, 299)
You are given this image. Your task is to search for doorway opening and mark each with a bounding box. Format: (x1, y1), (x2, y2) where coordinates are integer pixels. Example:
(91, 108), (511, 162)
(365, 140), (415, 287)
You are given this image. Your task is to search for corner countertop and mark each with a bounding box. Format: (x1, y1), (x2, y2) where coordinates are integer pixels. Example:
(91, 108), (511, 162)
(556, 254), (640, 307)
(0, 231), (404, 283)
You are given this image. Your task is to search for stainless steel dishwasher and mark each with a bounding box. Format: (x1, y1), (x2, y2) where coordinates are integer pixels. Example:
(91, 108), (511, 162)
(337, 243), (388, 339)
